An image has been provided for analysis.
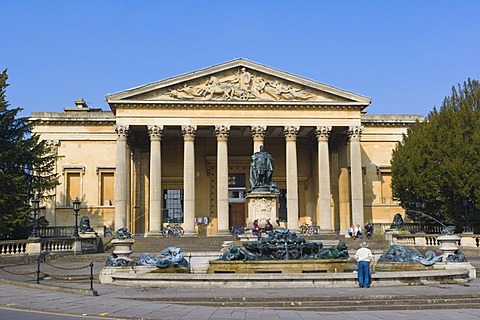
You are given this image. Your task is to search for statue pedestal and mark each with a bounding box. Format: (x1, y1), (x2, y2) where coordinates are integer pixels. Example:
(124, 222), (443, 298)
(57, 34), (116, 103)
(437, 234), (461, 259)
(79, 232), (101, 253)
(246, 192), (279, 228)
(112, 238), (135, 261)
(384, 229), (399, 245)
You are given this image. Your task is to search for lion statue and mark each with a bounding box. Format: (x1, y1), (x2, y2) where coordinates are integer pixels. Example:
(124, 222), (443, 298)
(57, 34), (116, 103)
(79, 216), (95, 233)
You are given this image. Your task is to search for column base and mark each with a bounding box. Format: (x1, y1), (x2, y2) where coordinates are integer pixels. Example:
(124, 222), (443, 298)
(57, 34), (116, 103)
(216, 229), (231, 236)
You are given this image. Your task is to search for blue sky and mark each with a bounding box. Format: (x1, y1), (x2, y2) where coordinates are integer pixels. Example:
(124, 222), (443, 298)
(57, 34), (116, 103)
(2, 1), (479, 117)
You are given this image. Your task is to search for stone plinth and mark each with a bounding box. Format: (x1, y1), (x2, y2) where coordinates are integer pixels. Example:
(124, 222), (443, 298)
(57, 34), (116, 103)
(246, 192), (279, 227)
(384, 229), (399, 245)
(437, 234), (461, 259)
(111, 238), (135, 260)
(26, 237), (42, 255)
(79, 232), (101, 253)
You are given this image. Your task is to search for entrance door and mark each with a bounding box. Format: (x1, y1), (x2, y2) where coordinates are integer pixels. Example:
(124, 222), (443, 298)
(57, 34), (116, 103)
(229, 202), (246, 229)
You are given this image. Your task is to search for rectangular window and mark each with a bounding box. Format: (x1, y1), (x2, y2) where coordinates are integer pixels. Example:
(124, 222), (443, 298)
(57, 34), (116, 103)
(228, 174), (245, 187)
(100, 172), (115, 206)
(66, 172), (81, 206)
(163, 189), (184, 223)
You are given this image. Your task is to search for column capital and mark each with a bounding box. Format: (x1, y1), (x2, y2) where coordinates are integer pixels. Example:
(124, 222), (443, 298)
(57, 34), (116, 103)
(181, 125), (197, 141)
(283, 126), (299, 141)
(251, 125), (266, 139)
(148, 125), (163, 140)
(215, 125), (230, 141)
(115, 125), (129, 140)
(347, 126), (363, 142)
(315, 126), (332, 141)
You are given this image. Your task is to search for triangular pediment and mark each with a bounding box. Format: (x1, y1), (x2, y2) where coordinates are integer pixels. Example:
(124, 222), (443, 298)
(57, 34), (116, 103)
(106, 59), (371, 105)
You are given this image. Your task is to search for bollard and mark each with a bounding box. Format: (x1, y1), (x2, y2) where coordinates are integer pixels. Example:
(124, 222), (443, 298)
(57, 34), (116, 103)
(89, 261), (94, 291)
(36, 251), (48, 284)
(36, 256), (41, 284)
(188, 254), (192, 273)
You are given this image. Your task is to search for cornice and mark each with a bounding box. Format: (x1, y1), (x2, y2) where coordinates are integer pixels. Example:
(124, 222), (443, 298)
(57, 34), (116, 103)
(31, 119), (115, 126)
(109, 100), (367, 111)
(29, 111), (115, 126)
(361, 114), (424, 127)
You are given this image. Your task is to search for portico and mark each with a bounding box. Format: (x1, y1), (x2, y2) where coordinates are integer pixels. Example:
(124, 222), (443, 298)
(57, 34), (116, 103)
(107, 59), (372, 235)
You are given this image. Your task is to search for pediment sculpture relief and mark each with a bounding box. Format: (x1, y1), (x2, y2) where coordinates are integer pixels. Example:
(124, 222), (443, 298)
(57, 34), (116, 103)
(164, 68), (317, 102)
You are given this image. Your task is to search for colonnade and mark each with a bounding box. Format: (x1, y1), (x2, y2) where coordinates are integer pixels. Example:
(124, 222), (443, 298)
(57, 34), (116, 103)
(114, 124), (365, 235)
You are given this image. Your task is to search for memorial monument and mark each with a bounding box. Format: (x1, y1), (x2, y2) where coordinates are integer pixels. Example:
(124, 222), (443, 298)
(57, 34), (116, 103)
(246, 146), (279, 228)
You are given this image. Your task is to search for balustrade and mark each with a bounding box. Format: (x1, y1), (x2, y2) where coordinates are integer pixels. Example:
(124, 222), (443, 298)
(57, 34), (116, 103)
(38, 226), (75, 238)
(0, 240), (27, 255)
(41, 238), (74, 252)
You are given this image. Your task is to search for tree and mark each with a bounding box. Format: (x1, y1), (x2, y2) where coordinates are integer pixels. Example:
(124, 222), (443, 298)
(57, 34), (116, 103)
(391, 79), (480, 232)
(0, 69), (59, 239)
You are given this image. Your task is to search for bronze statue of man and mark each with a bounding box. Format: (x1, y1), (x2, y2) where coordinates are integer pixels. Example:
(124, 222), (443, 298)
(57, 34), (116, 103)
(249, 145), (277, 192)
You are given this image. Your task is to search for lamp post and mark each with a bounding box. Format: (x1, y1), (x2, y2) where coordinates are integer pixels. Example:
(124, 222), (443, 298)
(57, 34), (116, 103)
(30, 196), (40, 238)
(462, 198), (470, 232)
(415, 199), (423, 233)
(72, 198), (81, 237)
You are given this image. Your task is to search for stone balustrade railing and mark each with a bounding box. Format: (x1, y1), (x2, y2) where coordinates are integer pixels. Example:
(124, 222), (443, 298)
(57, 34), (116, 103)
(38, 226), (75, 238)
(375, 223), (447, 234)
(41, 238), (74, 252)
(0, 238), (75, 256)
(392, 233), (479, 247)
(0, 239), (28, 255)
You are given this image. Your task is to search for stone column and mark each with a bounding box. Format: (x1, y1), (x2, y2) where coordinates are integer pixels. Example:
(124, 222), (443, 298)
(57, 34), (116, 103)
(284, 126), (299, 231)
(316, 126), (332, 232)
(147, 125), (163, 236)
(182, 125), (197, 236)
(347, 126), (364, 228)
(114, 125), (128, 230)
(251, 125), (266, 153)
(215, 125), (230, 235)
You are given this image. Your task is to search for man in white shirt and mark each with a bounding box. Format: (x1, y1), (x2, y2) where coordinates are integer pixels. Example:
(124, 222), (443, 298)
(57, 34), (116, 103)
(355, 241), (373, 288)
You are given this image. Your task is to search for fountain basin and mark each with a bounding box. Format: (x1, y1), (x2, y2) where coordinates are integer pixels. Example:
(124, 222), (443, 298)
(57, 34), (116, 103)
(207, 259), (357, 274)
(99, 268), (471, 288)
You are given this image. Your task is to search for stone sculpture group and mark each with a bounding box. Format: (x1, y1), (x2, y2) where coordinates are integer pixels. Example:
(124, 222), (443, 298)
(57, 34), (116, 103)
(106, 246), (189, 270)
(219, 228), (349, 261)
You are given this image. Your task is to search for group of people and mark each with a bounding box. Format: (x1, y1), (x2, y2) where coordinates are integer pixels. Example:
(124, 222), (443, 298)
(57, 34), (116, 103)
(347, 223), (374, 239)
(347, 224), (363, 239)
(252, 219), (274, 240)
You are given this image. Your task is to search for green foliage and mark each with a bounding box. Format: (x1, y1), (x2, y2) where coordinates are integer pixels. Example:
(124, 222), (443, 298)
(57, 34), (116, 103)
(0, 69), (59, 239)
(391, 79), (480, 231)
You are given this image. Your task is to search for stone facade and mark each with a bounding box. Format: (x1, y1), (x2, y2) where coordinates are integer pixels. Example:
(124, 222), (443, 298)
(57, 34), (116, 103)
(30, 59), (423, 236)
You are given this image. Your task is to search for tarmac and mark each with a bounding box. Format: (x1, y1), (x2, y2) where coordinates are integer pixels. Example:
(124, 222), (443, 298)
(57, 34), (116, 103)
(1, 256), (480, 320)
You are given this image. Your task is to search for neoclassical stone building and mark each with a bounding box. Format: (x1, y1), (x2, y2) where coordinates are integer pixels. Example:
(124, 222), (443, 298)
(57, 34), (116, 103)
(31, 59), (422, 236)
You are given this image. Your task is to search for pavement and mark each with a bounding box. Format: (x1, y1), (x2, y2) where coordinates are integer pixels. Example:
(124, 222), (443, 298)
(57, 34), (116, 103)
(1, 255), (480, 320)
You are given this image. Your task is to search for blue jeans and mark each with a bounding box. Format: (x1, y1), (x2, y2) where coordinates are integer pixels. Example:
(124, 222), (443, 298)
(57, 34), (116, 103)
(358, 261), (371, 287)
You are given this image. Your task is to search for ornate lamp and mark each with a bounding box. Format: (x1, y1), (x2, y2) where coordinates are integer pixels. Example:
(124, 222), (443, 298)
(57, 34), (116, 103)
(72, 198), (81, 237)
